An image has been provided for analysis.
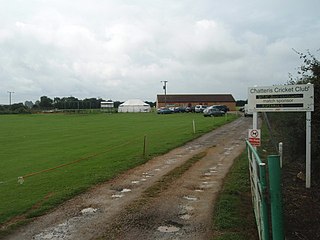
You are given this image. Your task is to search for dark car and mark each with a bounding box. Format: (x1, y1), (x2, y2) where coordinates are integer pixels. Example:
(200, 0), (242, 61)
(203, 108), (225, 117)
(172, 107), (186, 113)
(176, 107), (187, 113)
(157, 107), (172, 114)
(213, 105), (229, 112)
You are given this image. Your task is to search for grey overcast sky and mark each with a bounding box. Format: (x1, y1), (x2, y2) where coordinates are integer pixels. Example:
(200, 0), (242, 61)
(0, 0), (319, 104)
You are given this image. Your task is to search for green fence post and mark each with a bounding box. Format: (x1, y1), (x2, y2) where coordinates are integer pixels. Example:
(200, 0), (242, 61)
(268, 155), (284, 240)
(259, 163), (269, 240)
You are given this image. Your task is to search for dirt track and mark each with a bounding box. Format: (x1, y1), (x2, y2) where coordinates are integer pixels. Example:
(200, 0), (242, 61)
(4, 116), (252, 240)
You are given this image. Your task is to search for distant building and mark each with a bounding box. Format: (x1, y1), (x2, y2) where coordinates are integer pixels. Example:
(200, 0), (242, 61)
(101, 100), (114, 112)
(156, 94), (236, 110)
(101, 100), (114, 109)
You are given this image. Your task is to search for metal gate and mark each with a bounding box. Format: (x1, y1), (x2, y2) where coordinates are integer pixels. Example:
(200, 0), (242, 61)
(246, 140), (284, 240)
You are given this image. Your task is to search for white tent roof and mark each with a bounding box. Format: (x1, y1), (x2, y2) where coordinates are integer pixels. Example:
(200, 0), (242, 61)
(120, 99), (149, 106)
(118, 99), (151, 112)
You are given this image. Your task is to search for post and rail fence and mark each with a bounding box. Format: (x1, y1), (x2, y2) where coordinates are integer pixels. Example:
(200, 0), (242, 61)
(246, 140), (284, 240)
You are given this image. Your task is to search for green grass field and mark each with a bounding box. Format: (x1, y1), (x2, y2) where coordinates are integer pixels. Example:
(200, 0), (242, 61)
(0, 112), (237, 227)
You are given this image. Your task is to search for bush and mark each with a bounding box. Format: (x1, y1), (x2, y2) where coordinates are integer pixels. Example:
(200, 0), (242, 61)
(269, 50), (320, 182)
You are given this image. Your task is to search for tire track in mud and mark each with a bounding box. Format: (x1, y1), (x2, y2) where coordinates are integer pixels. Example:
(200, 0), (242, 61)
(4, 117), (252, 240)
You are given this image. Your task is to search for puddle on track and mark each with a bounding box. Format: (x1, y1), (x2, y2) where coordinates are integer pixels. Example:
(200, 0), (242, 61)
(121, 188), (132, 193)
(183, 196), (198, 201)
(179, 214), (191, 220)
(111, 194), (124, 198)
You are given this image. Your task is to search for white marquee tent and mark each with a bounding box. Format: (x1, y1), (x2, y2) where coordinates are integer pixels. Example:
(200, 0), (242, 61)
(118, 99), (151, 113)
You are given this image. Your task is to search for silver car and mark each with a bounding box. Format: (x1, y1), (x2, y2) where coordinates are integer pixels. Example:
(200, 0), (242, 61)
(203, 107), (225, 117)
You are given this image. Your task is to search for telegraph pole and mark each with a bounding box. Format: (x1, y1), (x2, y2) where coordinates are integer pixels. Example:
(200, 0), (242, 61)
(161, 81), (168, 107)
(7, 91), (14, 105)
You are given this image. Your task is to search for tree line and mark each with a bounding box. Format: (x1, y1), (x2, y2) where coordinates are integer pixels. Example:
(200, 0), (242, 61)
(0, 96), (156, 114)
(35, 96), (113, 110)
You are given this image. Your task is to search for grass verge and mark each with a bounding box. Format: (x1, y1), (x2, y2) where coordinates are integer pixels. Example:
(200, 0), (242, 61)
(212, 151), (258, 240)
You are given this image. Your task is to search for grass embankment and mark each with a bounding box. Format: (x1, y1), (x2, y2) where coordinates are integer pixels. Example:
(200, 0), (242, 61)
(212, 151), (258, 240)
(0, 112), (237, 233)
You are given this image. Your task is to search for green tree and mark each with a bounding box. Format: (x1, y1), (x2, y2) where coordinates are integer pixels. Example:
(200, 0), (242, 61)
(145, 101), (156, 108)
(291, 50), (320, 177)
(113, 101), (123, 109)
(236, 100), (247, 107)
(267, 50), (320, 182)
(83, 98), (103, 109)
(39, 96), (53, 109)
(11, 103), (30, 114)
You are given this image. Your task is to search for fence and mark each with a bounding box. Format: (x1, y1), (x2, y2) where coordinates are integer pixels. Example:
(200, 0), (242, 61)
(246, 140), (284, 240)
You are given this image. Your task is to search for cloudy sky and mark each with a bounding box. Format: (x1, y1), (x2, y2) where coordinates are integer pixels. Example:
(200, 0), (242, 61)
(0, 0), (319, 104)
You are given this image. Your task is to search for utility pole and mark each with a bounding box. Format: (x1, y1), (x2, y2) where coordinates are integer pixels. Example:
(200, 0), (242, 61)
(7, 91), (14, 105)
(161, 81), (168, 107)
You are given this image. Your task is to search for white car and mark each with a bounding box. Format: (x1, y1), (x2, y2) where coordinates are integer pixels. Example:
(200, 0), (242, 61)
(195, 105), (207, 113)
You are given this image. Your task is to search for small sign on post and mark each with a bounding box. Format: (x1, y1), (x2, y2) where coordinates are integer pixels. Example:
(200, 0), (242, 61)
(248, 129), (261, 147)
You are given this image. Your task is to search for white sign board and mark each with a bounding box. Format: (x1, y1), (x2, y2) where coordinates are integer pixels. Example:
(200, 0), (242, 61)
(247, 84), (314, 188)
(248, 84), (314, 112)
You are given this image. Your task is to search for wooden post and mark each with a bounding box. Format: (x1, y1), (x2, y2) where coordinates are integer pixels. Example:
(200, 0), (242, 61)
(143, 135), (147, 157)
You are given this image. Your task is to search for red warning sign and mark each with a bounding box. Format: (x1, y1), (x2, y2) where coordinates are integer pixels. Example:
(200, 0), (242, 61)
(248, 129), (261, 147)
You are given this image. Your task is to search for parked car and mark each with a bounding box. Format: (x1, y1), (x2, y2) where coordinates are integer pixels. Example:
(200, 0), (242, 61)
(176, 107), (187, 113)
(203, 108), (225, 117)
(210, 105), (229, 113)
(203, 106), (213, 114)
(203, 105), (222, 113)
(185, 106), (195, 112)
(195, 105), (207, 113)
(173, 107), (186, 113)
(168, 107), (175, 112)
(239, 104), (253, 117)
(157, 107), (172, 114)
(244, 104), (253, 117)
